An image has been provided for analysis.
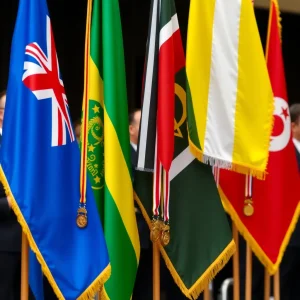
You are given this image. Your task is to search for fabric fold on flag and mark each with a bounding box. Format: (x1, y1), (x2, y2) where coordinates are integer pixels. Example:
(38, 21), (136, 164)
(186, 0), (274, 179)
(0, 0), (110, 298)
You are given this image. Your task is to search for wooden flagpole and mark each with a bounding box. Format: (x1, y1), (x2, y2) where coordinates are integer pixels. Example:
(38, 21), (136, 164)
(273, 269), (280, 300)
(20, 232), (29, 300)
(232, 224), (240, 300)
(153, 242), (160, 300)
(203, 285), (210, 300)
(245, 244), (252, 300)
(264, 269), (270, 300)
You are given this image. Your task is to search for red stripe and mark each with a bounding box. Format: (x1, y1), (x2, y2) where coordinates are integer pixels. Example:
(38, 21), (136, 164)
(157, 29), (185, 172)
(157, 36), (175, 172)
(29, 43), (48, 62)
(25, 48), (48, 71)
(172, 29), (185, 72)
(266, 3), (287, 100)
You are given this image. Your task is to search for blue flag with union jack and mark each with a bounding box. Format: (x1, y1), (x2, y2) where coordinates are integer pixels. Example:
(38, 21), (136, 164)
(0, 0), (111, 298)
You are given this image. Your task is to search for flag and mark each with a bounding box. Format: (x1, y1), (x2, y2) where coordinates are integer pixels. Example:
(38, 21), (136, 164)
(135, 69), (235, 300)
(219, 0), (300, 274)
(137, 0), (185, 228)
(137, 0), (186, 173)
(186, 0), (274, 178)
(0, 0), (110, 298)
(135, 0), (235, 298)
(81, 0), (140, 298)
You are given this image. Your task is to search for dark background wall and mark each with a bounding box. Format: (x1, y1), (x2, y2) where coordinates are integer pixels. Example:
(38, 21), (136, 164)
(0, 0), (300, 121)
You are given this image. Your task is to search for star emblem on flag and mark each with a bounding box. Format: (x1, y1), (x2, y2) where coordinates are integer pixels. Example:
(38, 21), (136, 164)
(281, 107), (289, 120)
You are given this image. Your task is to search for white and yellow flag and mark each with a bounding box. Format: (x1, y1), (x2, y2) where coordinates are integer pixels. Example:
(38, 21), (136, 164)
(186, 0), (274, 179)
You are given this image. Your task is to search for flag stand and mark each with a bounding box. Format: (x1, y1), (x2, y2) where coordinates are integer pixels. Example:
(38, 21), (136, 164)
(21, 232), (29, 300)
(153, 242), (160, 300)
(245, 244), (252, 300)
(264, 269), (270, 300)
(232, 224), (240, 300)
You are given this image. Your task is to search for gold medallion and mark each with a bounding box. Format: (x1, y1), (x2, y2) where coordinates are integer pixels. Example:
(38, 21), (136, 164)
(243, 198), (254, 216)
(161, 223), (170, 246)
(76, 207), (88, 228)
(76, 214), (88, 228)
(150, 219), (162, 243)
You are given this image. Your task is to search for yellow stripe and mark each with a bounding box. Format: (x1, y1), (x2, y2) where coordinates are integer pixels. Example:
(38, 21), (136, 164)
(186, 0), (216, 148)
(232, 0), (274, 174)
(220, 187), (300, 275)
(104, 108), (140, 262)
(89, 57), (104, 108)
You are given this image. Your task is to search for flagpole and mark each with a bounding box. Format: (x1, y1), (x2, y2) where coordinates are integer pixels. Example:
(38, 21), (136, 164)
(232, 224), (240, 300)
(153, 242), (160, 300)
(245, 244), (252, 300)
(273, 270), (280, 300)
(20, 232), (29, 300)
(264, 269), (270, 300)
(203, 285), (210, 300)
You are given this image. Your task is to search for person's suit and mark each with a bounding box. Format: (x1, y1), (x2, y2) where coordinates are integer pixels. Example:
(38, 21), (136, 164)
(131, 144), (152, 300)
(280, 145), (300, 300)
(131, 145), (150, 250)
(0, 133), (22, 300)
(0, 134), (37, 300)
(296, 146), (300, 171)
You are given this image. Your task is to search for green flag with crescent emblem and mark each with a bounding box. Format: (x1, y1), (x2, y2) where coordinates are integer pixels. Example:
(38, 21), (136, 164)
(134, 69), (235, 299)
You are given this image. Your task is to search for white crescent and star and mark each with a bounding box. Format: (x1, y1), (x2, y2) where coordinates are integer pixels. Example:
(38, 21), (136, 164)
(270, 97), (291, 152)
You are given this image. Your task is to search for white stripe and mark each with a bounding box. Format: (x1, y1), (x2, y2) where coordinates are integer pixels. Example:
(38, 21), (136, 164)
(249, 175), (253, 197)
(163, 169), (170, 220)
(152, 135), (161, 215)
(159, 14), (179, 48)
(25, 45), (49, 69)
(51, 102), (58, 147)
(170, 147), (195, 181)
(203, 0), (241, 163)
(137, 0), (159, 169)
(32, 89), (53, 100)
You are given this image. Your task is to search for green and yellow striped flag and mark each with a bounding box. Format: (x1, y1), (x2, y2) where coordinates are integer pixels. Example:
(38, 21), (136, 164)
(81, 0), (140, 298)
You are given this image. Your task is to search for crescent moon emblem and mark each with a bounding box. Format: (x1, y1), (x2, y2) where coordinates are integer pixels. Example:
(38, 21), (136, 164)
(269, 97), (291, 152)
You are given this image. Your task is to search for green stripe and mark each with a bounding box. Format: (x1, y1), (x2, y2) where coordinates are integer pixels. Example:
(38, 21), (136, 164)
(186, 80), (202, 150)
(160, 0), (176, 29)
(102, 0), (132, 175)
(90, 0), (103, 78)
(104, 185), (138, 298)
